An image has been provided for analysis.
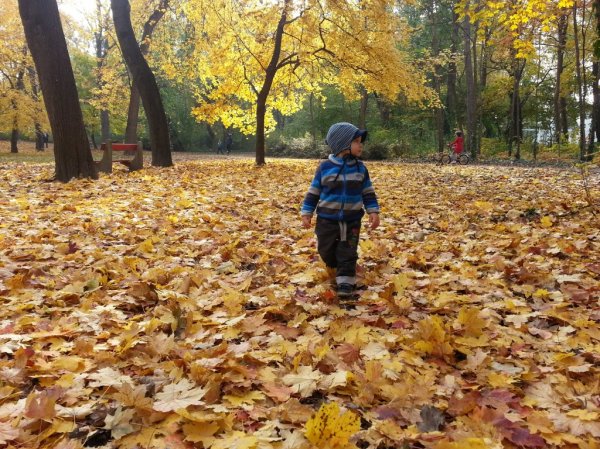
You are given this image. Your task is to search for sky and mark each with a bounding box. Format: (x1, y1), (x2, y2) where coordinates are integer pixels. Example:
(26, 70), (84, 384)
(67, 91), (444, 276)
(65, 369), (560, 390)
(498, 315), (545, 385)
(58, 0), (95, 23)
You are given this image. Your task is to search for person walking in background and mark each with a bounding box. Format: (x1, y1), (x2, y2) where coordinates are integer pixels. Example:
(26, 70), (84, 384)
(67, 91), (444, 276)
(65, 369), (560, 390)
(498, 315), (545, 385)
(225, 132), (233, 155)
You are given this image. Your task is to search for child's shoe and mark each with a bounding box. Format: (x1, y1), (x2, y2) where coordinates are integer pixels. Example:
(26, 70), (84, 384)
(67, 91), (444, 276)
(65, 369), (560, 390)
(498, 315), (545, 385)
(337, 283), (354, 299)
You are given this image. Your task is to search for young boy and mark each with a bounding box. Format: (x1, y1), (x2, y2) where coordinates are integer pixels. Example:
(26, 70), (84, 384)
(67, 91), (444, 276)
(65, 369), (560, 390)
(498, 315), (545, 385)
(301, 122), (380, 298)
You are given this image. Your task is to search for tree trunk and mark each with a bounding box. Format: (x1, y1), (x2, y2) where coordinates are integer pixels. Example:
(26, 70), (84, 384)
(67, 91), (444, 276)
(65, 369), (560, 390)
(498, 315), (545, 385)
(573, 3), (587, 161)
(10, 130), (19, 153)
(255, 0), (290, 165)
(27, 67), (45, 151)
(205, 123), (216, 150)
(111, 0), (172, 167)
(463, 12), (477, 158)
(509, 54), (525, 159)
(358, 88), (368, 130)
(90, 131), (98, 150)
(124, 0), (168, 144)
(595, 61), (600, 143)
(445, 10), (459, 134)
(375, 95), (391, 127)
(10, 69), (25, 153)
(95, 0), (111, 144)
(554, 13), (568, 144)
(309, 93), (317, 146)
(18, 0), (96, 182)
(430, 4), (444, 153)
(125, 83), (142, 143)
(588, 62), (598, 160)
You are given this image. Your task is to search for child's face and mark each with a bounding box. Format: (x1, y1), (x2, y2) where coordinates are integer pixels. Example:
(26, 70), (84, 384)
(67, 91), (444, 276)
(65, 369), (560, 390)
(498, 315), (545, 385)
(350, 136), (363, 157)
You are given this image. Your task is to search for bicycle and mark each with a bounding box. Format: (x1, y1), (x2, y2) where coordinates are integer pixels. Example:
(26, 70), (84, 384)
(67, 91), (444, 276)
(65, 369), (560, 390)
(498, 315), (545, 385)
(429, 150), (470, 165)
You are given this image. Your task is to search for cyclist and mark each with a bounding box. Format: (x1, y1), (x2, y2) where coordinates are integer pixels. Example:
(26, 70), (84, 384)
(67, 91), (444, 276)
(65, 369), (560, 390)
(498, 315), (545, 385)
(448, 131), (464, 163)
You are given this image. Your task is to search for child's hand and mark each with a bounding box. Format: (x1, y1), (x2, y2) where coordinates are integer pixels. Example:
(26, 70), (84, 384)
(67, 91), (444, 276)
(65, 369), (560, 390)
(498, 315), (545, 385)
(368, 213), (380, 230)
(301, 215), (312, 229)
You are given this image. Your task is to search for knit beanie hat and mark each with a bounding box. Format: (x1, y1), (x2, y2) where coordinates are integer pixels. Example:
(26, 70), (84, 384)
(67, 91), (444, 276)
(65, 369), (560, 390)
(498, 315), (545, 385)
(325, 122), (368, 155)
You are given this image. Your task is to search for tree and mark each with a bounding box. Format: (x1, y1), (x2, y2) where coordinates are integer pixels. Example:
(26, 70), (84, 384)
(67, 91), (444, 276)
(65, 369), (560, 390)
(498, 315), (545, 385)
(0, 0), (48, 153)
(111, 0), (172, 167)
(179, 0), (437, 165)
(124, 0), (169, 143)
(18, 0), (97, 181)
(94, 0), (112, 144)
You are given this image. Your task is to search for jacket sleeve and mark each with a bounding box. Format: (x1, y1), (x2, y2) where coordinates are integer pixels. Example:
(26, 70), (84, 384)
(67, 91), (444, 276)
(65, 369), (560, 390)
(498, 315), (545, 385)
(362, 166), (380, 214)
(301, 164), (322, 216)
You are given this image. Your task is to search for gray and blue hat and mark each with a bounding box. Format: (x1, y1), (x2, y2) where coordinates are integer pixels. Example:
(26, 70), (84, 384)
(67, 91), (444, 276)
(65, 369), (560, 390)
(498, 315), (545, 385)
(325, 122), (368, 155)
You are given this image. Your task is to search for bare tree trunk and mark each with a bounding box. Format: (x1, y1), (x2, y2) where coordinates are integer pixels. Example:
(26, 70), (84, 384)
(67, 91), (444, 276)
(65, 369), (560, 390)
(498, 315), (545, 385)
(9, 67), (25, 153)
(445, 10), (459, 134)
(375, 95), (391, 127)
(309, 93), (317, 146)
(124, 0), (168, 143)
(95, 0), (111, 143)
(509, 53), (525, 160)
(205, 123), (216, 150)
(27, 67), (45, 151)
(463, 11), (477, 158)
(588, 62), (598, 160)
(358, 88), (368, 130)
(111, 0), (172, 167)
(18, 0), (96, 181)
(125, 84), (141, 143)
(573, 3), (587, 161)
(554, 14), (568, 144)
(255, 0), (290, 165)
(429, 0), (445, 153)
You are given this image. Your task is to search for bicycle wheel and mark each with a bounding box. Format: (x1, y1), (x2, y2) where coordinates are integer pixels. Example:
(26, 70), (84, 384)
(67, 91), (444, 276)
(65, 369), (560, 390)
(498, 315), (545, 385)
(458, 154), (469, 165)
(440, 154), (451, 164)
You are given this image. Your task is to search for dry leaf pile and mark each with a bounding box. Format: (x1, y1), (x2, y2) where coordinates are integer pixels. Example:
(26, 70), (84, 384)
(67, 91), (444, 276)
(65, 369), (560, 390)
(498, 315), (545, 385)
(0, 159), (598, 449)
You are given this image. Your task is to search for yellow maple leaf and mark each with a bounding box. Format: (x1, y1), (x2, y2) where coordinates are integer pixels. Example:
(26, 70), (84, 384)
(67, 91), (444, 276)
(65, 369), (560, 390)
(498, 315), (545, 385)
(305, 402), (360, 449)
(223, 391), (265, 406)
(211, 431), (258, 449)
(137, 238), (155, 254)
(540, 216), (553, 228)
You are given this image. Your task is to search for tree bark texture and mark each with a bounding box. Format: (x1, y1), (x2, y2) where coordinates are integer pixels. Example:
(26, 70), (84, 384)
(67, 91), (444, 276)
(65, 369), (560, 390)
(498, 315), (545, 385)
(554, 14), (568, 144)
(95, 0), (111, 143)
(10, 69), (25, 153)
(111, 0), (172, 167)
(27, 67), (45, 151)
(124, 0), (168, 143)
(573, 3), (587, 161)
(509, 54), (525, 159)
(18, 0), (97, 181)
(463, 13), (477, 158)
(445, 11), (459, 134)
(587, 62), (599, 160)
(255, 0), (290, 165)
(429, 2), (445, 153)
(358, 88), (368, 130)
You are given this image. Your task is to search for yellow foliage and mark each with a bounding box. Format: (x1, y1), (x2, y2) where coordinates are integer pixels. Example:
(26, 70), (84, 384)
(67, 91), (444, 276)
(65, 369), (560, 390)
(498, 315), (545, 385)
(304, 402), (360, 449)
(414, 315), (454, 358)
(167, 0), (437, 136)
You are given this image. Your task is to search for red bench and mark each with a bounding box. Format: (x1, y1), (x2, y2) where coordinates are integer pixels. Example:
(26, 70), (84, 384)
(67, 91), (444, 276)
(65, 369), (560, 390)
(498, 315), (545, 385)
(96, 141), (144, 174)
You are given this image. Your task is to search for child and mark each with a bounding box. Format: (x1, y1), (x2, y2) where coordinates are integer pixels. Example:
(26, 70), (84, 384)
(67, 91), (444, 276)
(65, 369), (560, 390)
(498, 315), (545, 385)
(449, 131), (464, 163)
(301, 122), (380, 298)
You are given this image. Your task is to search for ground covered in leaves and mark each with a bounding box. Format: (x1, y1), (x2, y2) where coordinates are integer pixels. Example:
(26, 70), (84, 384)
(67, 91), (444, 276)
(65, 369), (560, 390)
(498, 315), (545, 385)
(0, 159), (599, 449)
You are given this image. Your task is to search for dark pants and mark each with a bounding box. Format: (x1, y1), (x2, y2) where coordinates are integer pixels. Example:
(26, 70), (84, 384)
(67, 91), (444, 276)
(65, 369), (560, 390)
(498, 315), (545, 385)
(315, 216), (361, 285)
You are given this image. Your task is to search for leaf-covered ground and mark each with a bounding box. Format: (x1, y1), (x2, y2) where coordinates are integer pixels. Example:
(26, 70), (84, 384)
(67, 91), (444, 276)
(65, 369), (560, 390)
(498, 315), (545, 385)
(0, 159), (599, 449)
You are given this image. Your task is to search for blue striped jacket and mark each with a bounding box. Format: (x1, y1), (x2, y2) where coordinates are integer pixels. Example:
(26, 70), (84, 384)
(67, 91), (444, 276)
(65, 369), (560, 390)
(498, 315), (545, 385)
(301, 155), (380, 221)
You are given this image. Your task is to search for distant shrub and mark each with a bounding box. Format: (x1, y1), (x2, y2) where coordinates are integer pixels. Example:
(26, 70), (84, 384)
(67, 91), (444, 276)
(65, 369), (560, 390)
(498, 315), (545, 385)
(267, 133), (327, 158)
(363, 142), (390, 160)
(480, 138), (507, 157)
